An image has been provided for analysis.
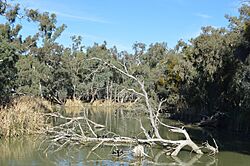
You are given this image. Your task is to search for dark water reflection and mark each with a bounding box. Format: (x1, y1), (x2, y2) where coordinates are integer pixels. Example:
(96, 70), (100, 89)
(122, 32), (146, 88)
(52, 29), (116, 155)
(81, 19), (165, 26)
(1, 107), (250, 166)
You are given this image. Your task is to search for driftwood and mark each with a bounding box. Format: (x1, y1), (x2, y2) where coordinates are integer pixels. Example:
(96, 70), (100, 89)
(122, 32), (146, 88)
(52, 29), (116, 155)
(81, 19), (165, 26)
(197, 112), (225, 128)
(202, 138), (219, 155)
(44, 112), (217, 157)
(44, 57), (218, 157)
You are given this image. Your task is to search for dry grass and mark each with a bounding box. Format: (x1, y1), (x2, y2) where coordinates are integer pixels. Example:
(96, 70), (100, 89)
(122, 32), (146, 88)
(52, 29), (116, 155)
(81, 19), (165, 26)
(64, 99), (83, 113)
(88, 100), (135, 112)
(0, 96), (51, 137)
(63, 99), (135, 113)
(91, 100), (114, 107)
(92, 100), (134, 108)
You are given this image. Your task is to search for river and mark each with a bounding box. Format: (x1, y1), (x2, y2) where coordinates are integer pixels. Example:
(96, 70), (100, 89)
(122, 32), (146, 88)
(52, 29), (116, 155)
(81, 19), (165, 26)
(0, 107), (250, 166)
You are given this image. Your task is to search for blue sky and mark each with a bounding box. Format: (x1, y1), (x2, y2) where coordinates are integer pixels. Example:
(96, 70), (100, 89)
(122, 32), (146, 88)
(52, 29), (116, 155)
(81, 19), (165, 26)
(12, 0), (242, 52)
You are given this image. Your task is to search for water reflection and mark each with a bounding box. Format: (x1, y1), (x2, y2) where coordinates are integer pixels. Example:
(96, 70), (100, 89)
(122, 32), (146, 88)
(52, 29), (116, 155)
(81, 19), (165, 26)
(0, 137), (54, 166)
(1, 137), (248, 166)
(0, 108), (250, 166)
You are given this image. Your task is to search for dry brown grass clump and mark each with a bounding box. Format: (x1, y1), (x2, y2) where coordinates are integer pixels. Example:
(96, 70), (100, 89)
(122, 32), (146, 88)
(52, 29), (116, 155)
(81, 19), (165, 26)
(91, 100), (113, 107)
(91, 100), (135, 110)
(0, 96), (51, 137)
(64, 99), (83, 113)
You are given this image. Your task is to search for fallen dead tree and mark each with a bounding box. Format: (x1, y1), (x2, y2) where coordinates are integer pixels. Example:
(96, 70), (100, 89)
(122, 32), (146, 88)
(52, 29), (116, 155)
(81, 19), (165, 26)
(44, 111), (218, 157)
(44, 57), (218, 157)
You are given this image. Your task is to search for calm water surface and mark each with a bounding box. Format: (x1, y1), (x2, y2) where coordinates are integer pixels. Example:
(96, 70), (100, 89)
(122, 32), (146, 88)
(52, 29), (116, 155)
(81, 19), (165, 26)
(0, 107), (250, 166)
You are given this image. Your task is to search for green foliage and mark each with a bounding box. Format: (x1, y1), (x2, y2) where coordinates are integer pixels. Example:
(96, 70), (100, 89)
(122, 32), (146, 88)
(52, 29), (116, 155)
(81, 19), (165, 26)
(26, 9), (66, 43)
(16, 55), (50, 96)
(0, 40), (19, 104)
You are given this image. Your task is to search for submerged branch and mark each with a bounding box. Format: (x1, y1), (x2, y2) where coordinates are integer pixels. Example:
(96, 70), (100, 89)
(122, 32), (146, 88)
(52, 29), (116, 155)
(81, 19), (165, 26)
(44, 112), (214, 156)
(139, 119), (152, 140)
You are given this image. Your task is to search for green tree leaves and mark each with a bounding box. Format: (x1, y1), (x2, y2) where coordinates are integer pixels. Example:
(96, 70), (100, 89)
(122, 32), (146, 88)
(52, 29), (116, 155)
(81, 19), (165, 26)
(0, 40), (19, 104)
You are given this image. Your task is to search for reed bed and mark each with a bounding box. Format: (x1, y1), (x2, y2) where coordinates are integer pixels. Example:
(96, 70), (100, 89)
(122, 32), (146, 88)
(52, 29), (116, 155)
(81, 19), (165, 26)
(0, 96), (51, 137)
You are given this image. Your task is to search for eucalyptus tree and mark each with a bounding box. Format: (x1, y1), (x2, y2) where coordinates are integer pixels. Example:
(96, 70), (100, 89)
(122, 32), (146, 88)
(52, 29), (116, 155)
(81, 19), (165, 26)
(59, 36), (87, 100)
(161, 3), (250, 128)
(0, 1), (21, 104)
(84, 42), (121, 102)
(0, 41), (19, 104)
(15, 7), (67, 102)
(224, 3), (250, 130)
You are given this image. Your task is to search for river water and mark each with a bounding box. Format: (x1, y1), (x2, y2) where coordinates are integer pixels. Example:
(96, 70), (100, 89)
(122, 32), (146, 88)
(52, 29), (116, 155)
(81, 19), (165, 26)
(0, 107), (250, 166)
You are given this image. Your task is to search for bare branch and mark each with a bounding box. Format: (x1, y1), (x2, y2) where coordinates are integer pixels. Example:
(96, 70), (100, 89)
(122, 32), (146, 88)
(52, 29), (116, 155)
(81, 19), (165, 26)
(87, 141), (104, 159)
(139, 119), (152, 140)
(89, 57), (140, 83)
(77, 122), (85, 137)
(84, 112), (97, 138)
(86, 118), (105, 128)
(202, 139), (219, 155)
(127, 88), (144, 97)
(156, 99), (167, 116)
(117, 60), (129, 73)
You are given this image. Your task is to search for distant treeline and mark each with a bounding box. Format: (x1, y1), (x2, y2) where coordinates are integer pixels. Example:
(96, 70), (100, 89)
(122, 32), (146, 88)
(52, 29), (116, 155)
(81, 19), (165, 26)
(0, 1), (250, 132)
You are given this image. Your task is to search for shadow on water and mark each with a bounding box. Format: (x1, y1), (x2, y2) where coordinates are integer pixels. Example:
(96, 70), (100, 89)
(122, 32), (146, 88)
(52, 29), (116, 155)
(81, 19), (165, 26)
(186, 127), (250, 155)
(0, 107), (250, 165)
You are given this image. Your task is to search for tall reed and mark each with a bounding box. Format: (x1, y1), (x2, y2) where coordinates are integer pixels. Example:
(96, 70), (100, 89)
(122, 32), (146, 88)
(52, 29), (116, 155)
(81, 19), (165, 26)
(0, 96), (51, 137)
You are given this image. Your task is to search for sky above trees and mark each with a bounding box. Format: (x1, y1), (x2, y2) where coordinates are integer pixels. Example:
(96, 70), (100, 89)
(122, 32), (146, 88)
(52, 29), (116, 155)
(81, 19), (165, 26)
(13, 0), (240, 52)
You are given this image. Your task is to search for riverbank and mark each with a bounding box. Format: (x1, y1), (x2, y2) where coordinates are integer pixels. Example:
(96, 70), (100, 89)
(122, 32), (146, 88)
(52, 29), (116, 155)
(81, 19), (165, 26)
(0, 96), (136, 138)
(1, 95), (250, 138)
